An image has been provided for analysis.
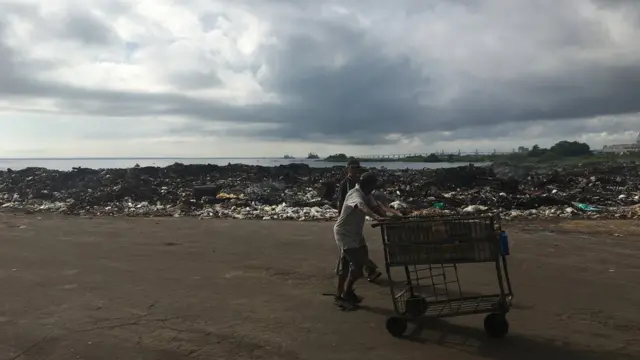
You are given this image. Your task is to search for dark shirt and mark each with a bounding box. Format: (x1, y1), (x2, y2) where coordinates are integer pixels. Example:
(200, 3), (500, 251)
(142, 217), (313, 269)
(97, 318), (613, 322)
(337, 177), (358, 215)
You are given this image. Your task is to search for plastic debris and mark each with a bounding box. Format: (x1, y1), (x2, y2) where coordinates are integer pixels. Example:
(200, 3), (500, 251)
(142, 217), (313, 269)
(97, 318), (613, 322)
(0, 162), (638, 220)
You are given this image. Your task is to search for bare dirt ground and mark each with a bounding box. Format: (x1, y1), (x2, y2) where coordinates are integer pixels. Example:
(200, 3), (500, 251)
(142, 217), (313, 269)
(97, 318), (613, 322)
(1, 214), (639, 360)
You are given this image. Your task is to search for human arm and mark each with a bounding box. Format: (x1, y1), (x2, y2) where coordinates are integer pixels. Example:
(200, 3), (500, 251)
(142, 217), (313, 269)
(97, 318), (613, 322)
(359, 203), (385, 221)
(359, 202), (385, 221)
(370, 190), (403, 217)
(346, 192), (385, 221)
(377, 202), (403, 217)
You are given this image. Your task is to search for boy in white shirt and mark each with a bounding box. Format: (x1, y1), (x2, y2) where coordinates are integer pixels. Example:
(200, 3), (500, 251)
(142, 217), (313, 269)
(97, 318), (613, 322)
(333, 172), (385, 307)
(336, 158), (382, 282)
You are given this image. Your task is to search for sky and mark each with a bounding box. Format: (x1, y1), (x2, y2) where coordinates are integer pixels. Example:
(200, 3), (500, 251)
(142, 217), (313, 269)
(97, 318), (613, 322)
(0, 0), (639, 158)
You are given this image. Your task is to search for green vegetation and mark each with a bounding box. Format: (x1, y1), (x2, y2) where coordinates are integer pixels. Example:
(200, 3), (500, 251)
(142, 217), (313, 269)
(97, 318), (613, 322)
(323, 141), (640, 164)
(306, 152), (320, 159)
(324, 153), (349, 161)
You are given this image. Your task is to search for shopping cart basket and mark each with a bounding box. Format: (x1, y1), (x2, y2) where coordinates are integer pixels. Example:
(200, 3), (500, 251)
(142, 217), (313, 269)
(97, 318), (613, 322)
(372, 214), (513, 338)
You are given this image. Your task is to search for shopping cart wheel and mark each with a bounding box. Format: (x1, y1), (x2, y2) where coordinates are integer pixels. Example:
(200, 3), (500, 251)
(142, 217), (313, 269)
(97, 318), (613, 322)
(483, 313), (509, 338)
(404, 295), (428, 316)
(386, 317), (408, 337)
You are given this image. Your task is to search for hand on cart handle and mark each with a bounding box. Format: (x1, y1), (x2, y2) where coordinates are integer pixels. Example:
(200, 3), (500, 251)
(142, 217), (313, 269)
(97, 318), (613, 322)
(370, 214), (403, 227)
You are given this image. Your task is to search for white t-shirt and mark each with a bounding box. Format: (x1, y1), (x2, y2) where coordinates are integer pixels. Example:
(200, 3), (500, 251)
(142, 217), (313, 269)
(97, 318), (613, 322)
(333, 186), (376, 249)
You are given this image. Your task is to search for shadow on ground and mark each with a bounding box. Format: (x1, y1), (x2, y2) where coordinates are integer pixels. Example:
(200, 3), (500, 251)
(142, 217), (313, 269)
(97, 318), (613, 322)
(359, 305), (634, 360)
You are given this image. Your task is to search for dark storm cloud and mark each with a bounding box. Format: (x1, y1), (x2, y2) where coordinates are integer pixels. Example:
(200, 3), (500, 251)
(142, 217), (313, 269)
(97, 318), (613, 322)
(594, 0), (640, 25)
(0, 23), (58, 96)
(182, 10), (640, 143)
(418, 114), (640, 143)
(59, 13), (118, 46)
(1, 0), (640, 145)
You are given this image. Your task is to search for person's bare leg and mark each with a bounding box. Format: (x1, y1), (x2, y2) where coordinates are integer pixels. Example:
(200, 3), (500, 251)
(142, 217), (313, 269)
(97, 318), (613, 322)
(342, 272), (363, 305)
(363, 246), (382, 281)
(336, 252), (348, 297)
(336, 271), (347, 297)
(341, 247), (365, 305)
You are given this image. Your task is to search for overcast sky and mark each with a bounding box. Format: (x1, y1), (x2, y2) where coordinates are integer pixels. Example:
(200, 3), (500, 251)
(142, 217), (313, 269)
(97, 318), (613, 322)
(1, 0), (639, 158)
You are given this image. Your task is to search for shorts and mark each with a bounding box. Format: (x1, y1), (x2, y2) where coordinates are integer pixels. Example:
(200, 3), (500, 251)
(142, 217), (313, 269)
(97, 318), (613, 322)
(336, 246), (369, 279)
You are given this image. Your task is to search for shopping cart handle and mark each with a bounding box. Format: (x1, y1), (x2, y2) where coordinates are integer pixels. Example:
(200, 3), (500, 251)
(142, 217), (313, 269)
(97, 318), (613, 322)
(371, 213), (500, 228)
(371, 216), (407, 228)
(371, 219), (392, 228)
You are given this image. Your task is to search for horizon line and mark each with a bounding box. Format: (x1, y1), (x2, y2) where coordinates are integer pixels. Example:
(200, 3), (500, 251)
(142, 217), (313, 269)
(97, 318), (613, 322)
(0, 156), (307, 160)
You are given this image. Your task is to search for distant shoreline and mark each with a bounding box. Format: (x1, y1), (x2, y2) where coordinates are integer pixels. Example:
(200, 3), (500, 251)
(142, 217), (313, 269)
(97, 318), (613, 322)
(320, 158), (484, 164)
(1, 157), (482, 172)
(2, 151), (638, 172)
(323, 152), (640, 165)
(0, 157), (286, 160)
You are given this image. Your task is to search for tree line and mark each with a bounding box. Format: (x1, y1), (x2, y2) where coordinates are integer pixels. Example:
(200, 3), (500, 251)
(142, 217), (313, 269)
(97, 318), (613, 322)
(527, 140), (592, 158)
(324, 140), (595, 163)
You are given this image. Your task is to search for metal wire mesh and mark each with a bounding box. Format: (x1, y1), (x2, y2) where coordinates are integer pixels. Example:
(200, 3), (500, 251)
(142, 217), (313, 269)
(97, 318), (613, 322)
(378, 214), (512, 318)
(380, 215), (500, 265)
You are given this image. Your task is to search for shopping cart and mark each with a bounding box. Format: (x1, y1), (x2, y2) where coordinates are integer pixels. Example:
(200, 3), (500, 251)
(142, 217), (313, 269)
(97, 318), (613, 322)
(371, 214), (513, 338)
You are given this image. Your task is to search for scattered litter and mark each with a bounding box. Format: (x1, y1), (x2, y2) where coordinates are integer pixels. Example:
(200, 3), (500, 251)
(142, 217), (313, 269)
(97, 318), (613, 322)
(433, 202), (445, 209)
(573, 203), (600, 212)
(390, 201), (408, 210)
(463, 205), (488, 213)
(0, 162), (639, 220)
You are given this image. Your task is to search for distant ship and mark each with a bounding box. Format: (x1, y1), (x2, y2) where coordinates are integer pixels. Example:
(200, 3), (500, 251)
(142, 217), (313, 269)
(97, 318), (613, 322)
(283, 155), (295, 159)
(306, 152), (320, 159)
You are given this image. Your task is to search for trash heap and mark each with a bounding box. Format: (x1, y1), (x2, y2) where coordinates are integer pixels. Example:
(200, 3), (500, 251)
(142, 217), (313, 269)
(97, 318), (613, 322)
(1, 162), (639, 220)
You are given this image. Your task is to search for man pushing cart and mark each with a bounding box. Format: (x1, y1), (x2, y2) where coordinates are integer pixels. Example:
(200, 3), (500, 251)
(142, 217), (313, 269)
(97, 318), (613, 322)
(333, 171), (402, 310)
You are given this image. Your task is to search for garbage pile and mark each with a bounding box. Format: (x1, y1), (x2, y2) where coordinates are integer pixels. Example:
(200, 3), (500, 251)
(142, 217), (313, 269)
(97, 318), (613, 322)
(1, 162), (639, 220)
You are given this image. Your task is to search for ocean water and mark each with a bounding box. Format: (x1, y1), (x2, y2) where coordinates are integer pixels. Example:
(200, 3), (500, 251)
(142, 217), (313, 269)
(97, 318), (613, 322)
(0, 158), (489, 171)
